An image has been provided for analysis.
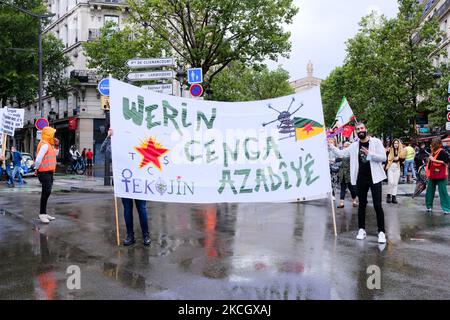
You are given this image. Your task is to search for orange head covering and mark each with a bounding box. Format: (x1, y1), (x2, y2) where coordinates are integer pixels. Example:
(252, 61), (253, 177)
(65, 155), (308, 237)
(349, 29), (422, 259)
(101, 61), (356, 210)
(41, 127), (56, 145)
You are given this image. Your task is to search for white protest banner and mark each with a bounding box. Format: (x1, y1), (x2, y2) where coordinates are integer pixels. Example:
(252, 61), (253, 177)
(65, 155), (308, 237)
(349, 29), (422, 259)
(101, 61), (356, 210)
(2, 108), (16, 136)
(7, 108), (25, 128)
(0, 108), (3, 133)
(110, 78), (331, 203)
(1, 107), (25, 137)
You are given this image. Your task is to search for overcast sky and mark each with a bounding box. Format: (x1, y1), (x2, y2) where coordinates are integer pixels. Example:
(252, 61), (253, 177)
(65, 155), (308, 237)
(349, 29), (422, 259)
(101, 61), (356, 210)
(266, 0), (400, 81)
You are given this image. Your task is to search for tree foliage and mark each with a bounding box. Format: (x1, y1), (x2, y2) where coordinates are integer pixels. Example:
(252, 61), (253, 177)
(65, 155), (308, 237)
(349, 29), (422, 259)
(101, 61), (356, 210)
(0, 0), (71, 106)
(321, 0), (445, 139)
(83, 22), (168, 80)
(127, 0), (298, 92)
(210, 63), (294, 101)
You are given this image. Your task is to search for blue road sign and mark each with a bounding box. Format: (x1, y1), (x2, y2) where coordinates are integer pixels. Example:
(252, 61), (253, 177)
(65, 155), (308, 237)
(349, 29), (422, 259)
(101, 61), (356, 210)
(187, 68), (203, 84)
(98, 78), (110, 96)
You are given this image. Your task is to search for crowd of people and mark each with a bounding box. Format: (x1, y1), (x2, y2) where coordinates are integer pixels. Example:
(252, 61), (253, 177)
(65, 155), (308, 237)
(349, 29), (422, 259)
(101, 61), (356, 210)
(328, 123), (450, 244)
(0, 146), (27, 188)
(4, 122), (448, 247)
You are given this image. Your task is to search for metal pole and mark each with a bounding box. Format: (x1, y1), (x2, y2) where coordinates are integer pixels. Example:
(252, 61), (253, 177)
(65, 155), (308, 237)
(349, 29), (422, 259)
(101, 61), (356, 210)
(104, 110), (111, 186)
(38, 18), (43, 117)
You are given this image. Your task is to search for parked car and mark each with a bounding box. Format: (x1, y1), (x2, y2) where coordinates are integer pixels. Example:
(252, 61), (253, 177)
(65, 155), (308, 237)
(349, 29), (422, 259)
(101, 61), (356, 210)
(1, 151), (35, 179)
(19, 152), (35, 177)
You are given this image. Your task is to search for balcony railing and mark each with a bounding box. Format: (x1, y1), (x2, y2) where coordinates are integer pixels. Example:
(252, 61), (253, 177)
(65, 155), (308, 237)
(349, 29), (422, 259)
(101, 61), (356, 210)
(70, 70), (101, 83)
(432, 0), (450, 19)
(88, 0), (127, 5)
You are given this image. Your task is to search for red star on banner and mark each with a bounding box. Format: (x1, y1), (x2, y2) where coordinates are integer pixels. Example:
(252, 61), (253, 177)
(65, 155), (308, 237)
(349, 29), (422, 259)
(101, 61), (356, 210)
(302, 122), (314, 135)
(134, 137), (169, 171)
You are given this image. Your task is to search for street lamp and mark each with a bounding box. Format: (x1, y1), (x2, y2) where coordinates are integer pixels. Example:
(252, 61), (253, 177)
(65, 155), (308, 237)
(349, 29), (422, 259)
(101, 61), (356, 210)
(0, 0), (55, 117)
(176, 69), (186, 97)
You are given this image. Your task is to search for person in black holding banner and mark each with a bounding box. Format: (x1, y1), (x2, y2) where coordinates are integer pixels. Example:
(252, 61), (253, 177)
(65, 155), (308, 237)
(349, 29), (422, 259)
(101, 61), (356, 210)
(101, 128), (151, 246)
(328, 122), (387, 244)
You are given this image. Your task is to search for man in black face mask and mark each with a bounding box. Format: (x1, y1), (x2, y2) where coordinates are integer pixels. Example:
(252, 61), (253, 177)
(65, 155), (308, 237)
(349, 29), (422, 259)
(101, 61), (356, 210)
(328, 122), (387, 244)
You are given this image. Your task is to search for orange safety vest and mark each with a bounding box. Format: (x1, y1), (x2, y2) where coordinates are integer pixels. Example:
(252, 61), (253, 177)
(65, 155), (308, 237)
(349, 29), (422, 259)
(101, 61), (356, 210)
(37, 141), (57, 172)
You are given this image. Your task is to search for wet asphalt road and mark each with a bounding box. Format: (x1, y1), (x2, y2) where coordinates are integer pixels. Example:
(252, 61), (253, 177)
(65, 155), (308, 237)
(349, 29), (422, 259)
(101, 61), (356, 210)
(0, 189), (449, 300)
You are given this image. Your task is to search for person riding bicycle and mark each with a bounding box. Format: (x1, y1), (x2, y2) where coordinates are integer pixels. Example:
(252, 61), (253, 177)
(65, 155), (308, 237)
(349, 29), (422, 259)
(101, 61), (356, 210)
(69, 145), (81, 171)
(415, 143), (429, 170)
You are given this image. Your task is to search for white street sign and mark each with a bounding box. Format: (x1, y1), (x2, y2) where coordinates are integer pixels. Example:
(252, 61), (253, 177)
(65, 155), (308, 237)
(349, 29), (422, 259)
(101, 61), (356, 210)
(142, 83), (173, 94)
(37, 130), (42, 141)
(127, 71), (174, 81)
(126, 57), (175, 69)
(447, 122), (450, 131)
(447, 105), (450, 111)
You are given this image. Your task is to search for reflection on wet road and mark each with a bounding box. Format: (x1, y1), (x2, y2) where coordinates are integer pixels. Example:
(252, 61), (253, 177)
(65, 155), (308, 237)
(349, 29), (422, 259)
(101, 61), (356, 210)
(0, 192), (449, 299)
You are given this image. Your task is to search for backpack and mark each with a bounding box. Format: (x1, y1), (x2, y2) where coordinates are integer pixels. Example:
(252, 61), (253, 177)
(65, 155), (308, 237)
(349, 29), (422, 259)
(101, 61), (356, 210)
(426, 149), (448, 180)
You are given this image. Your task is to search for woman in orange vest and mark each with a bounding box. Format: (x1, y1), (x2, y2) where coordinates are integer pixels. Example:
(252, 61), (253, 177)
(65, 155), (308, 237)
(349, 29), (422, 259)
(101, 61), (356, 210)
(34, 127), (59, 224)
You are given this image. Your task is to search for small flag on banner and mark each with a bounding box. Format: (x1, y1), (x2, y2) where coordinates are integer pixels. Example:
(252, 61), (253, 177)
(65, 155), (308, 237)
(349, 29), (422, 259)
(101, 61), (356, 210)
(294, 118), (324, 141)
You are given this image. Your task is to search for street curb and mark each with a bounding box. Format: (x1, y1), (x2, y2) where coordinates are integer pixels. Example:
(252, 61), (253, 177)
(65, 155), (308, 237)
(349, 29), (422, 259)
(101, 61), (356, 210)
(68, 186), (113, 194)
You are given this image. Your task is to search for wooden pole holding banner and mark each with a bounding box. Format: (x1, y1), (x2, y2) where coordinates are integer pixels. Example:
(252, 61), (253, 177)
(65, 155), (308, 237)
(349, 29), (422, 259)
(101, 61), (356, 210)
(114, 196), (120, 246)
(330, 193), (338, 237)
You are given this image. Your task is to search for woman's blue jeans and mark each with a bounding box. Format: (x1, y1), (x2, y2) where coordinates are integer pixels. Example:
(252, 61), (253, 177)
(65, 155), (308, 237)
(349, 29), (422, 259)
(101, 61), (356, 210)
(121, 198), (149, 237)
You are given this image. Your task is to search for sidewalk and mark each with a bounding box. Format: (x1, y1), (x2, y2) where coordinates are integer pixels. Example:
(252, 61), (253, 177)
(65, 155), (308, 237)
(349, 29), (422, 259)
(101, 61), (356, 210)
(396, 182), (419, 197)
(0, 174), (114, 194)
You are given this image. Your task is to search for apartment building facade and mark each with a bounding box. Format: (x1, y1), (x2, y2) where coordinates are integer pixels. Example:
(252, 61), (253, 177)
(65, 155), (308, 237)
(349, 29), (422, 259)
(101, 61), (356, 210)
(14, 0), (129, 164)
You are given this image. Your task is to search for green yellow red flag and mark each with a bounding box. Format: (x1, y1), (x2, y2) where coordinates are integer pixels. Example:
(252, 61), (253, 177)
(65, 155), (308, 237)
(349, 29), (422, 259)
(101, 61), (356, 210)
(294, 117), (324, 141)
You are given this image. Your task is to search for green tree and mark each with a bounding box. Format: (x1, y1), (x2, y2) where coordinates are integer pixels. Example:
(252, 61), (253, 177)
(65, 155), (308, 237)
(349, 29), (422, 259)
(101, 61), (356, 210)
(43, 33), (72, 99)
(127, 0), (298, 94)
(321, 0), (444, 138)
(0, 0), (71, 106)
(210, 63), (294, 101)
(83, 23), (168, 80)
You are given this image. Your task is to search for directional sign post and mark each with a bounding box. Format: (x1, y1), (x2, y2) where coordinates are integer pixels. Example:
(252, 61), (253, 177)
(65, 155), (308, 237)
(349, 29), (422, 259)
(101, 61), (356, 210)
(142, 83), (173, 95)
(187, 68), (203, 84)
(127, 71), (174, 81)
(189, 83), (203, 97)
(98, 78), (110, 96)
(126, 57), (175, 69)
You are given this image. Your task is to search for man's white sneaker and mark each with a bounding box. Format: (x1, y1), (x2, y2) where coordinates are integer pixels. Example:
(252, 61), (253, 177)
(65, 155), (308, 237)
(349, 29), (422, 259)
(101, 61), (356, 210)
(378, 232), (387, 244)
(356, 229), (366, 240)
(45, 214), (56, 221)
(38, 214), (50, 224)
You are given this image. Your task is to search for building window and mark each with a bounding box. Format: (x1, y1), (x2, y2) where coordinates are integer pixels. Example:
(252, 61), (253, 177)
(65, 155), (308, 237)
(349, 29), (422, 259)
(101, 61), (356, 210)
(104, 15), (119, 30)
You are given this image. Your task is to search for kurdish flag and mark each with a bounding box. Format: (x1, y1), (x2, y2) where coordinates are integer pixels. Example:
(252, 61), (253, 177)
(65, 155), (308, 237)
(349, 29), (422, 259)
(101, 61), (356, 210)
(294, 117), (324, 141)
(333, 96), (355, 129)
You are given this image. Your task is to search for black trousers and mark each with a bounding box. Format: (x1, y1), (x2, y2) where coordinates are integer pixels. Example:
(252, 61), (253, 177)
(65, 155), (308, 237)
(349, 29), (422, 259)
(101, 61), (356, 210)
(356, 180), (385, 233)
(340, 182), (357, 200)
(38, 172), (54, 215)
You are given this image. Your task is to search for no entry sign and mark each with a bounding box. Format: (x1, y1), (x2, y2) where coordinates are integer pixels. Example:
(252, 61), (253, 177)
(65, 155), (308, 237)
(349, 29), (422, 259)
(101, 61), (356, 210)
(189, 83), (203, 97)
